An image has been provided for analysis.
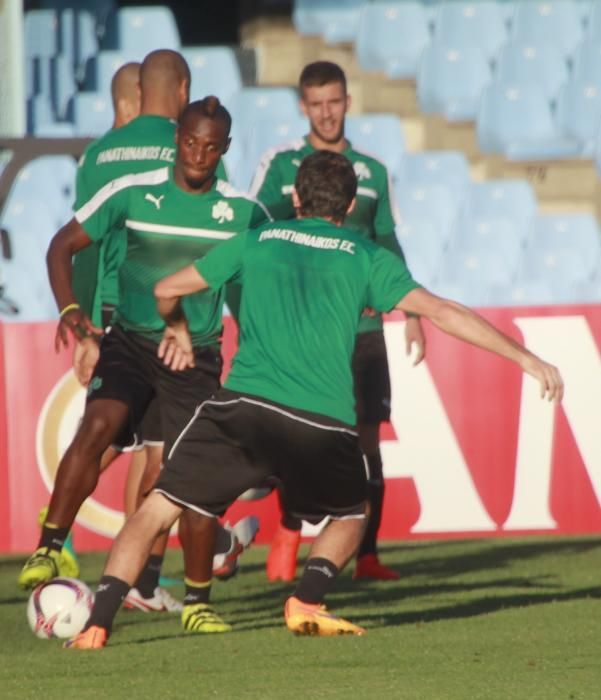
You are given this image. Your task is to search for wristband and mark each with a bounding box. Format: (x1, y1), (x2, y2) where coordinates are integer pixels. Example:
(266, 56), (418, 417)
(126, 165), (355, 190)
(59, 303), (81, 318)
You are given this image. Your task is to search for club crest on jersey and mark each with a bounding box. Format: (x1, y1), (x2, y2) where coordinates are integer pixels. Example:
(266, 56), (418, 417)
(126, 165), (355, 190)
(212, 200), (234, 224)
(354, 162), (372, 181)
(144, 193), (164, 210)
(292, 158), (302, 167)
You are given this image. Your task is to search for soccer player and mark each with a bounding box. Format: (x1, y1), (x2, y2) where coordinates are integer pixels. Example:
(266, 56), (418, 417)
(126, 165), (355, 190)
(19, 97), (269, 633)
(65, 150), (562, 648)
(250, 61), (424, 581)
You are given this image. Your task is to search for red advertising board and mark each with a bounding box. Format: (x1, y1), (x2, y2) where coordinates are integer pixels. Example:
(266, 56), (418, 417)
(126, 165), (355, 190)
(1, 305), (600, 554)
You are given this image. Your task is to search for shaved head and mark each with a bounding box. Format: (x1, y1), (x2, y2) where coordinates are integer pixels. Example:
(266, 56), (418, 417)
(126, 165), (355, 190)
(140, 49), (190, 95)
(110, 62), (141, 127)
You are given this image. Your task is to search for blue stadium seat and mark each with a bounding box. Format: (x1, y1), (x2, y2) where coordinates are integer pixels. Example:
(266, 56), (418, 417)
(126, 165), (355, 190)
(74, 10), (100, 83)
(450, 216), (524, 272)
(399, 151), (470, 202)
(395, 183), (459, 248)
(585, 1), (601, 42)
(102, 5), (180, 53)
(396, 219), (444, 288)
(572, 40), (601, 83)
(433, 239), (516, 307)
(355, 2), (431, 79)
(510, 1), (585, 58)
(565, 278), (601, 303)
(476, 83), (582, 159)
(555, 79), (601, 157)
(417, 44), (491, 121)
(432, 1), (507, 59)
(3, 156), (77, 228)
(495, 41), (569, 101)
(51, 54), (77, 119)
(345, 114), (406, 179)
(292, 0), (363, 43)
(24, 9), (60, 60)
(530, 214), (601, 277)
(83, 49), (140, 96)
(27, 95), (56, 135)
(181, 47), (243, 109)
(486, 279), (558, 306)
(464, 180), (538, 231)
(69, 91), (113, 137)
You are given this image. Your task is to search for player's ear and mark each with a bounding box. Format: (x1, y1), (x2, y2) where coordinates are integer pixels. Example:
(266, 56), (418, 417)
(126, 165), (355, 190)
(292, 187), (301, 210)
(345, 93), (351, 114)
(299, 94), (308, 118)
(346, 196), (356, 215)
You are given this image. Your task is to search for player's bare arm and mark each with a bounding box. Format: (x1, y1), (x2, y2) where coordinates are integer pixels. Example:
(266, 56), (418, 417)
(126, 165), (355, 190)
(155, 264), (210, 371)
(47, 218), (104, 351)
(404, 314), (426, 366)
(397, 287), (564, 402)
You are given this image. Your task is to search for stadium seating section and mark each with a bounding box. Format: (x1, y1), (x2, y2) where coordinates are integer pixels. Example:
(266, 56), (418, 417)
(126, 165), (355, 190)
(3, 0), (601, 321)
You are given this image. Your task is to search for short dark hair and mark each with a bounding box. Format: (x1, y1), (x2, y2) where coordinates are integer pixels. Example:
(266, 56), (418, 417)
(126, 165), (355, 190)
(299, 61), (347, 95)
(295, 151), (357, 222)
(180, 96), (232, 137)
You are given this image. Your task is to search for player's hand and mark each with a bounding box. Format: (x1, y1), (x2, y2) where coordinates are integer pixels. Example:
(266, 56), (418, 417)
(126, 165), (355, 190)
(158, 323), (195, 371)
(73, 336), (100, 387)
(55, 308), (103, 352)
(522, 355), (564, 402)
(405, 315), (426, 366)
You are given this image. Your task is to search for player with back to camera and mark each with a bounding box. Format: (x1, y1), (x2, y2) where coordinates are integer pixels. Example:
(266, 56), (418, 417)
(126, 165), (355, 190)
(20, 96), (269, 634)
(64, 150), (562, 648)
(251, 60), (425, 581)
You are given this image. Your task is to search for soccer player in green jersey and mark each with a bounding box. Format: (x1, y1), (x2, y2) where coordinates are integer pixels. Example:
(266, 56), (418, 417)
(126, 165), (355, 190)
(64, 150), (562, 648)
(19, 97), (269, 633)
(251, 61), (425, 581)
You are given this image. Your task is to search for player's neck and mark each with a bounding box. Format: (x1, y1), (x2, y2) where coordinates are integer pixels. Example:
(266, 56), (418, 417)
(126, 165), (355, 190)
(307, 132), (347, 154)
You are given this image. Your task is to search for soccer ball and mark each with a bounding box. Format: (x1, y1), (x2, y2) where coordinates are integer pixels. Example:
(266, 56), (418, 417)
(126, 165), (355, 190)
(27, 577), (94, 639)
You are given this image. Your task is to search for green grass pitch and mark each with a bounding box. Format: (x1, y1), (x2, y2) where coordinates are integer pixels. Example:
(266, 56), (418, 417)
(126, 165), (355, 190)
(1, 537), (601, 699)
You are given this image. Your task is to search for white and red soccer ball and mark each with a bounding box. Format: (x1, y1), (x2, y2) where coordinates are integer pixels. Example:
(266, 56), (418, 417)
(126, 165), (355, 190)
(27, 577), (94, 639)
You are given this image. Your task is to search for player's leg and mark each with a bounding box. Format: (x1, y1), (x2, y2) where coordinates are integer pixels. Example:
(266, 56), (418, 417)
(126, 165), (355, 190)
(19, 326), (155, 590)
(19, 398), (130, 590)
(65, 491), (183, 649)
(275, 412), (368, 636)
(352, 331), (399, 581)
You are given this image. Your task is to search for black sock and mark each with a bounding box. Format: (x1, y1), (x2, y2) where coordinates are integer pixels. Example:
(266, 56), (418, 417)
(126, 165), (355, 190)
(214, 525), (234, 556)
(184, 578), (211, 605)
(87, 576), (130, 634)
(294, 557), (339, 605)
(134, 554), (163, 598)
(358, 452), (384, 558)
(39, 524), (70, 553)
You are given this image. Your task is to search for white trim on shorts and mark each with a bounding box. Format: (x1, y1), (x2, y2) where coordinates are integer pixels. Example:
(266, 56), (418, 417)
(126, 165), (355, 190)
(168, 395), (358, 461)
(153, 488), (218, 518)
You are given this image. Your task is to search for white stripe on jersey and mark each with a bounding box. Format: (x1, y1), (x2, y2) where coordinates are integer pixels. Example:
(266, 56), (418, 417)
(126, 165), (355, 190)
(357, 186), (377, 199)
(75, 167), (169, 223)
(215, 179), (273, 221)
(249, 138), (306, 196)
(125, 220), (236, 239)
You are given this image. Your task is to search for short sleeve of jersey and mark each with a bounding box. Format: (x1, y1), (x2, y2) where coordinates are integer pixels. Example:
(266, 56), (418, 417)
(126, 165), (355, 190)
(252, 155), (295, 221)
(74, 147), (97, 210)
(372, 168), (405, 261)
(366, 245), (420, 312)
(75, 187), (128, 243)
(195, 231), (248, 290)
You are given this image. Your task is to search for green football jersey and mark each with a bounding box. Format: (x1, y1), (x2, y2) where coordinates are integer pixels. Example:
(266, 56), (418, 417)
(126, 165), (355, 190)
(72, 114), (228, 325)
(196, 217), (420, 425)
(250, 137), (405, 334)
(75, 167), (269, 346)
